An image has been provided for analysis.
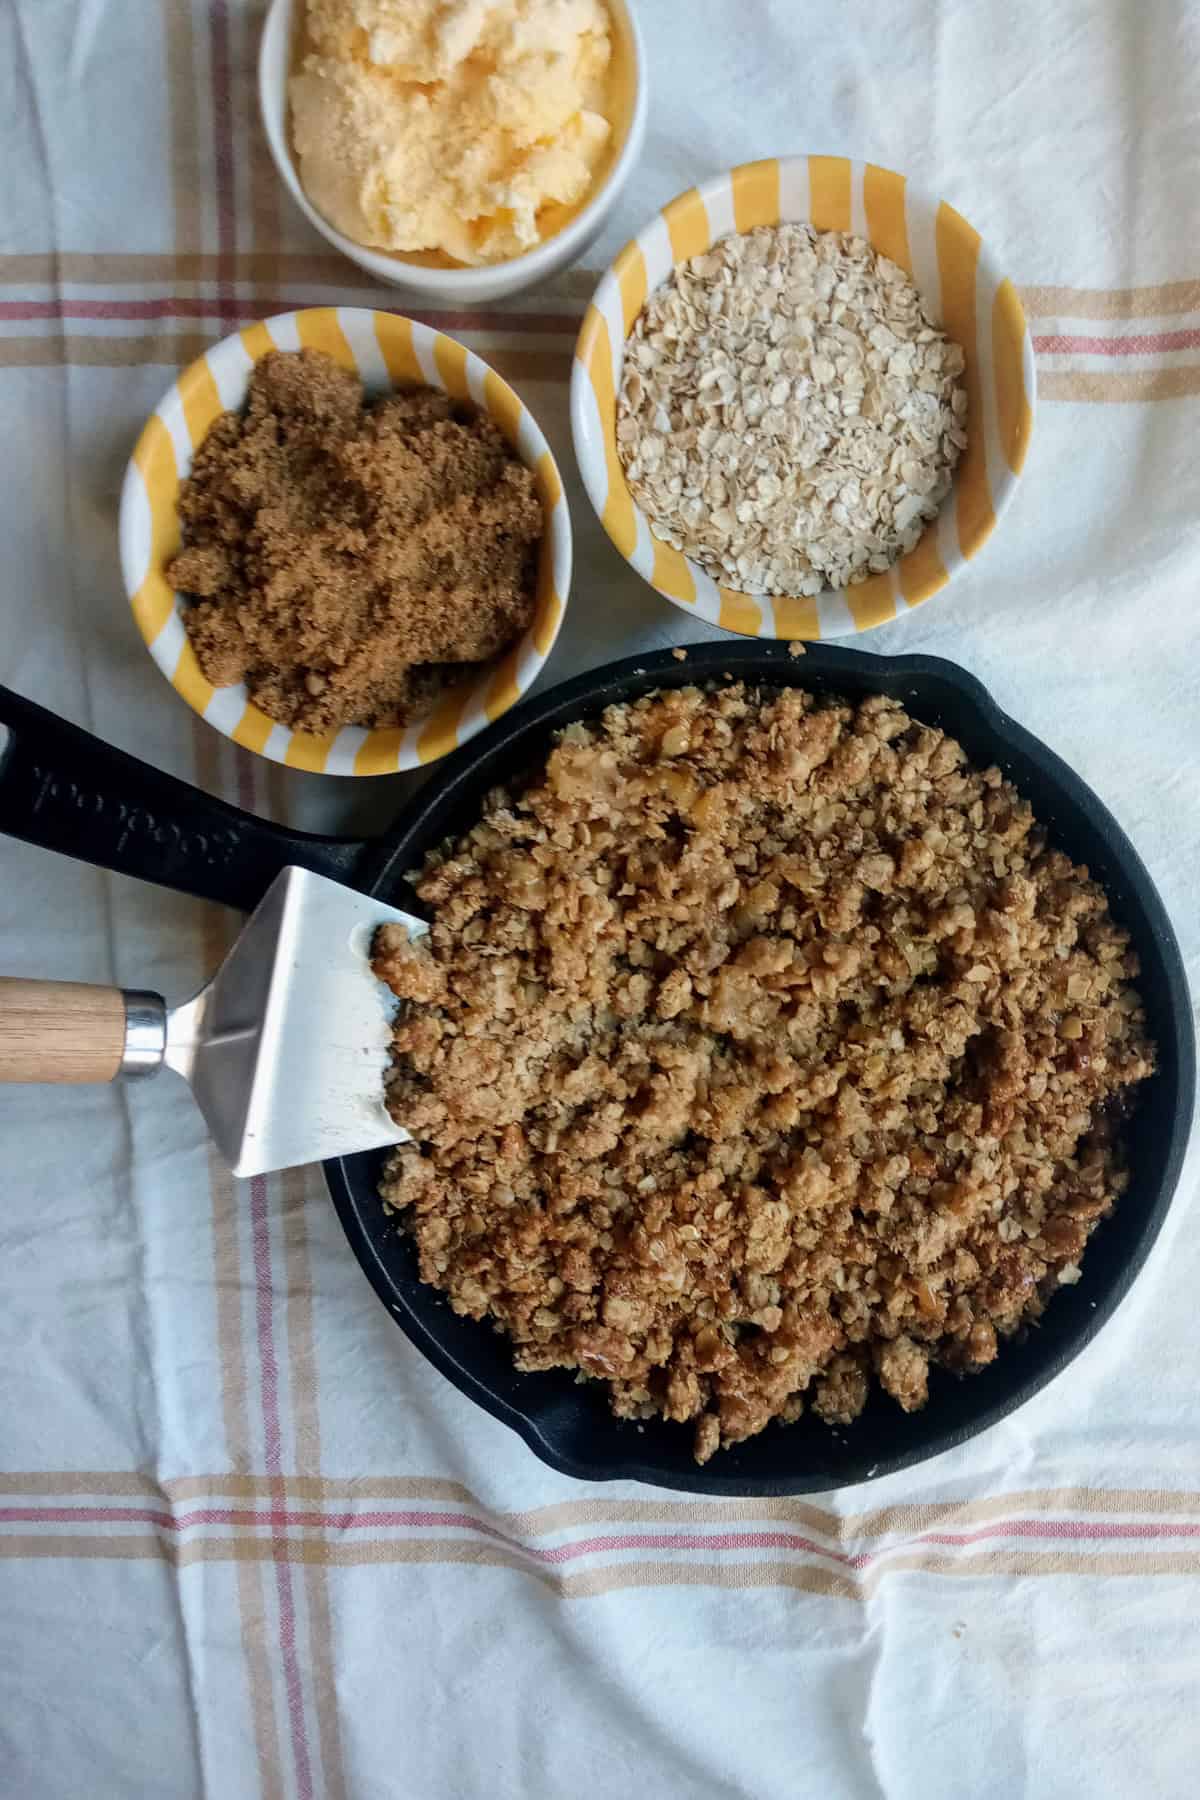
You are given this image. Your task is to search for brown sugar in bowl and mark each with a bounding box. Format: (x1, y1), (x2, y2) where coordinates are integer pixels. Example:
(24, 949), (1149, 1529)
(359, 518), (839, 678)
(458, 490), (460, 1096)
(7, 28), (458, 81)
(119, 307), (571, 776)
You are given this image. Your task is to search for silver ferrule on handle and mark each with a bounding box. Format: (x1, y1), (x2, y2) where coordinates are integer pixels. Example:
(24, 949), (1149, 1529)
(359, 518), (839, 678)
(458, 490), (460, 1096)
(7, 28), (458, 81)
(120, 990), (168, 1077)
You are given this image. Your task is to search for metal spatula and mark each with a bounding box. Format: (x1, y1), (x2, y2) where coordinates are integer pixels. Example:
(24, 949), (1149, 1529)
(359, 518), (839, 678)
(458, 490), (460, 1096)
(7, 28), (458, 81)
(0, 867), (424, 1174)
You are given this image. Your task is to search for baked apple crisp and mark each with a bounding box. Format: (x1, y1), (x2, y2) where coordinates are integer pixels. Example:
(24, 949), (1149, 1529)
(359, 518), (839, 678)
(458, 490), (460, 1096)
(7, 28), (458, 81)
(374, 684), (1154, 1462)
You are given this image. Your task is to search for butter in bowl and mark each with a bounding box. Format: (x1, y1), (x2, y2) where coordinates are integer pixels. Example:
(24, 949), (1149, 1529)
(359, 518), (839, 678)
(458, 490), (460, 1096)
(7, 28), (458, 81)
(259, 0), (648, 303)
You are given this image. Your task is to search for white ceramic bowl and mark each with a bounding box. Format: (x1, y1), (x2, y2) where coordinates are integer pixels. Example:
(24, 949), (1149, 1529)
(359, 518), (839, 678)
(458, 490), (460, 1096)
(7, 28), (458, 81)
(119, 307), (571, 776)
(258, 0), (647, 306)
(571, 155), (1036, 641)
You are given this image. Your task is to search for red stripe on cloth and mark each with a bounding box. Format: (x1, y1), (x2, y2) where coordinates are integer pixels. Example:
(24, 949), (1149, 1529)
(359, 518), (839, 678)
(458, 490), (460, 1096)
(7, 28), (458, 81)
(209, 0), (237, 338)
(1034, 328), (1200, 356)
(6, 1507), (1200, 1572)
(0, 1506), (855, 1567)
(249, 1172), (314, 1800)
(234, 706), (313, 1794)
(250, 1178), (284, 1474)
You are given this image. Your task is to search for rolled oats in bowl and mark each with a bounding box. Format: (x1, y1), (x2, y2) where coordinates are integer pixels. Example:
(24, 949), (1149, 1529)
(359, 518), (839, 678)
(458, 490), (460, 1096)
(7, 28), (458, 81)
(616, 225), (968, 597)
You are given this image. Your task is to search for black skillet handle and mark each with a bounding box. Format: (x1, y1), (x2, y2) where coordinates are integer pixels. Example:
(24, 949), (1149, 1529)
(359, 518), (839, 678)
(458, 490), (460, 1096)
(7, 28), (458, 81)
(0, 685), (369, 914)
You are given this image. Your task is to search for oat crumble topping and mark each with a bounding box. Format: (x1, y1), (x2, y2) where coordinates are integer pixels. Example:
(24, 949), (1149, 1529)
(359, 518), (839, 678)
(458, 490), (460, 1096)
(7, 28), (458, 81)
(373, 684), (1154, 1462)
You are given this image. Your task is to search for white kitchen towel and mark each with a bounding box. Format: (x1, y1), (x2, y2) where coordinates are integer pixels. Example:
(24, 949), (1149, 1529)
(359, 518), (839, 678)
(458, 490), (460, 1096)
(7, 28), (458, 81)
(1, 2), (1198, 1796)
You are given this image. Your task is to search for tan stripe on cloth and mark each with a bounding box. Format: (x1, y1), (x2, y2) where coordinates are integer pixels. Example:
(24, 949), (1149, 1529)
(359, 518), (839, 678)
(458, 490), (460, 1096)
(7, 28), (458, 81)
(1038, 367), (1200, 403)
(167, 0), (287, 1775)
(2, 256), (1195, 326)
(1021, 279), (1200, 320)
(166, 0), (201, 295)
(6, 1534), (1200, 1601)
(196, 722), (311, 1797)
(257, 750), (346, 1793)
(208, 1100), (298, 1794)
(0, 250), (601, 298)
(280, 1164), (349, 1800)
(206, 14), (328, 1775)
(0, 251), (344, 285)
(2, 323), (1194, 405)
(245, 4), (282, 304)
(186, 303), (285, 1800)
(0, 335), (570, 387)
(5, 1475), (1200, 1534)
(0, 1472), (472, 1503)
(206, 1023), (286, 1798)
(0, 333), (216, 368)
(494, 1486), (1200, 1538)
(192, 685), (287, 1786)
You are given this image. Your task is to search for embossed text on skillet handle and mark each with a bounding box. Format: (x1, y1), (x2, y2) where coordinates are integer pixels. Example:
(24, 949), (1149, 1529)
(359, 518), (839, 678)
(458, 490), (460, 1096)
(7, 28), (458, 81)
(0, 685), (367, 913)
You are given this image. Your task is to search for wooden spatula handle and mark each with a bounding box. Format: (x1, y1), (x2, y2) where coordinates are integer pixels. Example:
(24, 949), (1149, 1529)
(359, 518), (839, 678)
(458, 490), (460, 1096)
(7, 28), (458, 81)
(0, 979), (134, 1083)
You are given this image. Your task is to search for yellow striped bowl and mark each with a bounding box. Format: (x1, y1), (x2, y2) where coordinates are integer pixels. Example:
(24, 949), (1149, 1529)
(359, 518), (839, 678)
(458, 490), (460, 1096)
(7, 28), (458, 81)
(571, 156), (1035, 640)
(119, 307), (571, 775)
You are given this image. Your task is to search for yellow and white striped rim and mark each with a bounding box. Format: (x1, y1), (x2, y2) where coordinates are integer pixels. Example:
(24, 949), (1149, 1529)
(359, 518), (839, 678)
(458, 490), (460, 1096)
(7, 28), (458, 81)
(570, 156), (1035, 640)
(119, 307), (571, 775)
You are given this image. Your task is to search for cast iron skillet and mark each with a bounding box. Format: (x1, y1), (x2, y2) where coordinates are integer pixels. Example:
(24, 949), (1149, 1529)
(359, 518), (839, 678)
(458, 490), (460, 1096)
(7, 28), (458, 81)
(0, 641), (1192, 1494)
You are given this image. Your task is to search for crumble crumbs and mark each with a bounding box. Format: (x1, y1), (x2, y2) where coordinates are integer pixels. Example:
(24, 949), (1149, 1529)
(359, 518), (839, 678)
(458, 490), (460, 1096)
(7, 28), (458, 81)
(373, 683), (1154, 1462)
